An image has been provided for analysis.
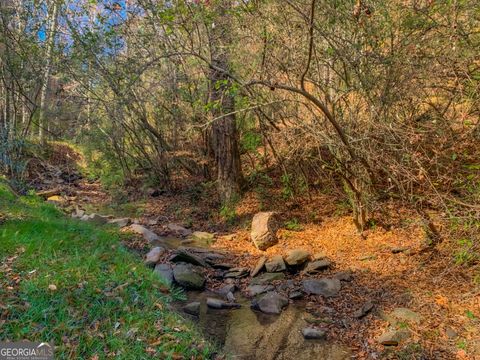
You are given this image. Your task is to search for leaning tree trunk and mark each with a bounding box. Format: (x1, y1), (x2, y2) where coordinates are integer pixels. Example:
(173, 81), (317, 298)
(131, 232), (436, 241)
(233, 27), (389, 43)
(209, 1), (242, 203)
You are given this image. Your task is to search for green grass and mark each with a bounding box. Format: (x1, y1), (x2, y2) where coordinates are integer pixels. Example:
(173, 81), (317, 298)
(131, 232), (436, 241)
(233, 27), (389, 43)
(0, 181), (213, 359)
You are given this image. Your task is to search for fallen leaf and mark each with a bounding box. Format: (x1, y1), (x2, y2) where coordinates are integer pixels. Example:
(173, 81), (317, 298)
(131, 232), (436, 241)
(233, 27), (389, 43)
(48, 284), (57, 291)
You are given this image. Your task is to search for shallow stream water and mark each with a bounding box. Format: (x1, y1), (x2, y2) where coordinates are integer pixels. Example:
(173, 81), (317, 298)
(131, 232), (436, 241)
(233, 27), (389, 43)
(177, 291), (351, 360)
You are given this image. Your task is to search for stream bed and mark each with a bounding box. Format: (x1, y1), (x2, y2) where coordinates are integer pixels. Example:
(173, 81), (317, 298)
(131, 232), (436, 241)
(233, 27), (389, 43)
(176, 291), (351, 360)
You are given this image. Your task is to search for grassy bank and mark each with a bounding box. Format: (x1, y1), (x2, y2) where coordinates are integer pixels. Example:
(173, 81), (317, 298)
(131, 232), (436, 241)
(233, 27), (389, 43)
(0, 182), (212, 359)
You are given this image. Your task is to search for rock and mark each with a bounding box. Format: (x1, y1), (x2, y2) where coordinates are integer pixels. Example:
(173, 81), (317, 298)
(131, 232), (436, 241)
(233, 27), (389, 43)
(129, 224), (160, 242)
(169, 250), (208, 267)
(353, 301), (374, 319)
(108, 218), (131, 228)
(183, 302), (201, 316)
(82, 213), (109, 225)
(251, 292), (288, 315)
(313, 252), (327, 260)
(154, 263), (173, 285)
(220, 234), (236, 241)
(206, 298), (241, 309)
(250, 256), (267, 277)
(246, 285), (274, 297)
(172, 263), (205, 290)
(210, 263), (234, 270)
(224, 267), (249, 279)
(265, 255), (286, 272)
(302, 328), (327, 340)
(203, 252), (225, 262)
(217, 284), (236, 297)
(71, 208), (85, 219)
(145, 247), (165, 266)
(446, 327), (458, 339)
(359, 255), (377, 261)
(377, 329), (410, 346)
(334, 271), (353, 282)
(47, 195), (64, 203)
(277, 279), (295, 291)
(191, 231), (215, 243)
(226, 292), (236, 302)
(251, 212), (279, 251)
(303, 278), (341, 297)
(390, 308), (422, 324)
(284, 249), (310, 266)
(166, 223), (192, 237)
(391, 247), (409, 254)
(289, 291), (303, 300)
(250, 272), (285, 285)
(304, 259), (331, 273)
(148, 218), (159, 226)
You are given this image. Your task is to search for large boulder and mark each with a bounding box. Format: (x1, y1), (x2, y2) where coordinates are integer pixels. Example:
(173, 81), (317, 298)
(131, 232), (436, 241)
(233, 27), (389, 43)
(284, 249), (310, 266)
(172, 263), (205, 290)
(303, 278), (341, 297)
(265, 255), (286, 273)
(251, 212), (279, 251)
(251, 292), (288, 314)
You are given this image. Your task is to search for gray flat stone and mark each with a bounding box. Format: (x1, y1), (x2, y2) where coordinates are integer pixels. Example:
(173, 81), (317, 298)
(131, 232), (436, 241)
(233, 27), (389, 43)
(250, 272), (285, 285)
(206, 298), (241, 309)
(302, 328), (326, 340)
(108, 218), (131, 228)
(217, 284), (236, 297)
(265, 255), (286, 272)
(129, 224), (160, 242)
(284, 249), (310, 266)
(145, 247), (165, 266)
(303, 278), (341, 297)
(183, 302), (200, 316)
(304, 259), (331, 273)
(154, 263), (173, 285)
(251, 292), (288, 314)
(377, 329), (410, 346)
(246, 285), (274, 297)
(169, 250), (207, 267)
(250, 256), (267, 277)
(172, 263), (205, 290)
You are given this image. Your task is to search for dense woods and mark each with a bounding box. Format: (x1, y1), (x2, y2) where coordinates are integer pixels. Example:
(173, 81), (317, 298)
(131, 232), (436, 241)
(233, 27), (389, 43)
(1, 0), (480, 358)
(2, 0), (479, 221)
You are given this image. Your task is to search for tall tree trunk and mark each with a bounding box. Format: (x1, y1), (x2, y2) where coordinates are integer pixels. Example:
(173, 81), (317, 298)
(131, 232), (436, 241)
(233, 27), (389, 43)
(209, 1), (243, 203)
(38, 0), (59, 143)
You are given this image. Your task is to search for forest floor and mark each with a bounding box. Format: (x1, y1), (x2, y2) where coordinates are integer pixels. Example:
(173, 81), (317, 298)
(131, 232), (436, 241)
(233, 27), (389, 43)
(11, 143), (480, 359)
(63, 177), (480, 360)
